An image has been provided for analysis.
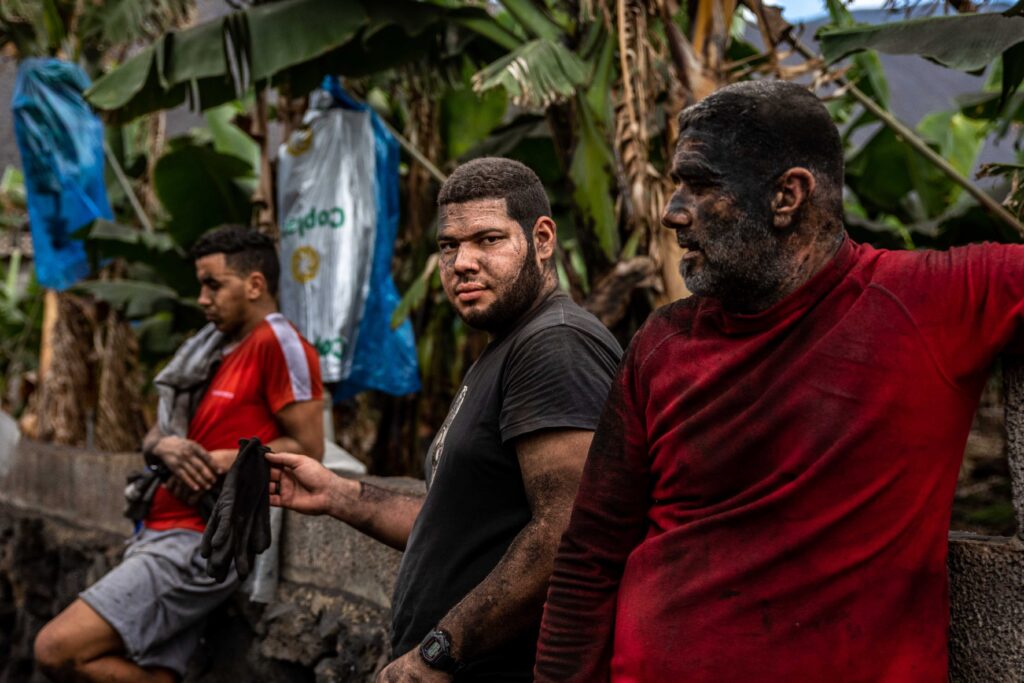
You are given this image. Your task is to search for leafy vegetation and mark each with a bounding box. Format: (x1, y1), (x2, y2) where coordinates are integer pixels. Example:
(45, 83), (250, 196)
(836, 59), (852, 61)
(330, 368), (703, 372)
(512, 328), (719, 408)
(4, 0), (1024, 476)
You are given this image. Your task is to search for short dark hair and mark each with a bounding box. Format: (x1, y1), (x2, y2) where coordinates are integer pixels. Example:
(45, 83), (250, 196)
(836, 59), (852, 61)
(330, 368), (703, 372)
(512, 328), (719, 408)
(189, 225), (280, 296)
(437, 157), (551, 234)
(678, 80), (844, 216)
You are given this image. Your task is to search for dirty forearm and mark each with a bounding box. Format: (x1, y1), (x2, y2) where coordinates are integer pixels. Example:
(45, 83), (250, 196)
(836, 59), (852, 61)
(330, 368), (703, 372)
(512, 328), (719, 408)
(327, 479), (424, 551)
(438, 507), (568, 662)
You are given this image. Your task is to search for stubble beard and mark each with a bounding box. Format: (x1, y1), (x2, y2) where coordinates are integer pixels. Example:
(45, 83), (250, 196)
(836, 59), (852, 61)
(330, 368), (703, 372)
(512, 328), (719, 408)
(680, 201), (791, 313)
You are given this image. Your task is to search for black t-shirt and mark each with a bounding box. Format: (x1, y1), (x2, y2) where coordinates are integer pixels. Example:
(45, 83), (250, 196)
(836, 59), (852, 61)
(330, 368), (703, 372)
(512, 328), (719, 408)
(390, 291), (622, 681)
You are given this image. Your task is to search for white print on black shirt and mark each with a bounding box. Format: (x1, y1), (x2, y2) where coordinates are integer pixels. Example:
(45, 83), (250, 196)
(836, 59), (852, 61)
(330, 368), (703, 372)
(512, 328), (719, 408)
(429, 384), (469, 485)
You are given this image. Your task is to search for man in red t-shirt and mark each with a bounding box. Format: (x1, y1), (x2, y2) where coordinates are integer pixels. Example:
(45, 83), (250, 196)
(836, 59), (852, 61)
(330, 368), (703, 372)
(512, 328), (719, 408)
(535, 81), (1024, 682)
(35, 226), (324, 682)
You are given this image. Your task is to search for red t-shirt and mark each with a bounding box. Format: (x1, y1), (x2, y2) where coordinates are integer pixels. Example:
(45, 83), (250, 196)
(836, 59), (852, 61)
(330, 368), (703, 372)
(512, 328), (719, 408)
(146, 313), (323, 532)
(535, 239), (1024, 682)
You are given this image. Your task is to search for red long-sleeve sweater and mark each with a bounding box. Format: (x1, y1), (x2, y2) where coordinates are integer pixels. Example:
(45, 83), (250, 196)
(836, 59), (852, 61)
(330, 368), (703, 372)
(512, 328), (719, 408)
(535, 239), (1024, 683)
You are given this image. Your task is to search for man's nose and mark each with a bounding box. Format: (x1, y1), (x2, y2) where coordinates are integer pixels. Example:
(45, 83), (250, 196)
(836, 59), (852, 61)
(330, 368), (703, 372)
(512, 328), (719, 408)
(197, 289), (211, 307)
(661, 201), (692, 232)
(453, 245), (480, 274)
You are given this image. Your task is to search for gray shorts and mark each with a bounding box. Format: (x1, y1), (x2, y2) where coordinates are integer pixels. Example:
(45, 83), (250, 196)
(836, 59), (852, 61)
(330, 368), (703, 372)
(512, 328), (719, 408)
(80, 527), (239, 676)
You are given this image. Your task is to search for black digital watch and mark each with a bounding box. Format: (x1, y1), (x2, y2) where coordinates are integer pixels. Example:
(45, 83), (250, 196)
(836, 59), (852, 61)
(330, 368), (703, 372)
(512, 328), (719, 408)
(418, 628), (464, 675)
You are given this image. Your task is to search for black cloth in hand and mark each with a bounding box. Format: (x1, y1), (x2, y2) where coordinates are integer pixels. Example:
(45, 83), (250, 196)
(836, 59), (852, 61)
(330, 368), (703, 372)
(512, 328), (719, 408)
(200, 437), (272, 582)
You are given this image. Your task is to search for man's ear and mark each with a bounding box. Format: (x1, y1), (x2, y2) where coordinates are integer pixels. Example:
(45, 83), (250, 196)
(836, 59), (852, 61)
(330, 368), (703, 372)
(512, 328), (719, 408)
(245, 271), (269, 300)
(531, 216), (557, 264)
(770, 168), (816, 230)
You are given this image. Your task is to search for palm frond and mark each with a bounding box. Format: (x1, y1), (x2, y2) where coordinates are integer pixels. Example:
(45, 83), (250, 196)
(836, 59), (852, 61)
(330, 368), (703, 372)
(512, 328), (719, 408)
(77, 0), (195, 48)
(472, 38), (586, 108)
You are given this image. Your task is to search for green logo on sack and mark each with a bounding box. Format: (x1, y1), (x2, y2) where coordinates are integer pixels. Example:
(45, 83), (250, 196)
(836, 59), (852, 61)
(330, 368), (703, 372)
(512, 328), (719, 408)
(314, 335), (346, 360)
(282, 206), (345, 237)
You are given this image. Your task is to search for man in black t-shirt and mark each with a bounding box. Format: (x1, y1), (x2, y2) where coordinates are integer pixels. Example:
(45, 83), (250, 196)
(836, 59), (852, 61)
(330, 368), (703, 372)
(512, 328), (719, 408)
(267, 157), (622, 681)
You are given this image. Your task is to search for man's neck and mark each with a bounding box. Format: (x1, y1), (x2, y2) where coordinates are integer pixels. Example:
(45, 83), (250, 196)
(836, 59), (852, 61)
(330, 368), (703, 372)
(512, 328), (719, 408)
(723, 231), (844, 314)
(228, 301), (278, 343)
(487, 277), (559, 341)
(773, 233), (843, 303)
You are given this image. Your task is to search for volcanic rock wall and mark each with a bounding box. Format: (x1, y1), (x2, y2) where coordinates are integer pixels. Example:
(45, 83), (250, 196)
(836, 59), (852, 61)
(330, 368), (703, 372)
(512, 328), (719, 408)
(0, 440), (419, 682)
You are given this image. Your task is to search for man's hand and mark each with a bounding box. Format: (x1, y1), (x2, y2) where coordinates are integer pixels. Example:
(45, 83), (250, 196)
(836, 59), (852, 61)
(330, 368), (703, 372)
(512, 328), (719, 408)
(266, 451), (354, 516)
(152, 436), (219, 491)
(376, 649), (452, 683)
(166, 476), (204, 505)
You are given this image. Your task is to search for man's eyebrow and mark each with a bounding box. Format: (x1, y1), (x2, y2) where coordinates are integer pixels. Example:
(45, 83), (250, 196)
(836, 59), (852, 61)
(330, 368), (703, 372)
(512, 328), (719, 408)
(670, 158), (723, 183)
(437, 227), (506, 242)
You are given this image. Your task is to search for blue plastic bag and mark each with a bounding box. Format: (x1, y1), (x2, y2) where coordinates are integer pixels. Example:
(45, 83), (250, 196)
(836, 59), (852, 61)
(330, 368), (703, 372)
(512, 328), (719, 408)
(13, 58), (112, 290)
(323, 78), (421, 400)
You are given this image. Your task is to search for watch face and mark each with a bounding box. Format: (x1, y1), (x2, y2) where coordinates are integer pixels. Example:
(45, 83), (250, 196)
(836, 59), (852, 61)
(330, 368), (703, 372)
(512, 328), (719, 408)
(423, 639), (443, 660)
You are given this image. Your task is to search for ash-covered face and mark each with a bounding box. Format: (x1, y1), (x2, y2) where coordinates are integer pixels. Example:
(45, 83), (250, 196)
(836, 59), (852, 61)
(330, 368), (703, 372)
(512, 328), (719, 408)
(437, 198), (544, 333)
(661, 135), (789, 309)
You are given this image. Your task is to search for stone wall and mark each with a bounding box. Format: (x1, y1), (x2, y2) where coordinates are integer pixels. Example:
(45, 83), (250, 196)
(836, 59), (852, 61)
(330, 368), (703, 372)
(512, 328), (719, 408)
(948, 360), (1024, 682)
(0, 439), (421, 682)
(4, 362), (1024, 681)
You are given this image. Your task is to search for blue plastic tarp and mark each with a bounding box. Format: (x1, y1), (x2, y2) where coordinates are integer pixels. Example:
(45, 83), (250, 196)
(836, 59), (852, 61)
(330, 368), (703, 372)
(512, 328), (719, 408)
(13, 58), (111, 290)
(323, 78), (421, 400)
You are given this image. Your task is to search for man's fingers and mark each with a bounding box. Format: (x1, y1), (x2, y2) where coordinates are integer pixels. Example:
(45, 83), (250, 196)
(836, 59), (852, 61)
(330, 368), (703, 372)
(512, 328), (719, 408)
(188, 441), (215, 465)
(184, 456), (217, 488)
(183, 462), (212, 491)
(174, 466), (200, 491)
(265, 451), (313, 469)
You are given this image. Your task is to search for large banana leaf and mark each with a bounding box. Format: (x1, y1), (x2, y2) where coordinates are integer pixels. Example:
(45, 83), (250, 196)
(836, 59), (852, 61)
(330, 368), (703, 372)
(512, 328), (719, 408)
(76, 0), (193, 48)
(819, 13), (1024, 72)
(73, 219), (194, 289)
(74, 279), (184, 319)
(846, 110), (987, 222)
(473, 39), (587, 109)
(443, 82), (509, 159)
(152, 138), (255, 247)
(570, 97), (618, 261)
(85, 0), (365, 122)
(823, 0), (890, 112)
(84, 0), (487, 123)
(819, 13), (1024, 102)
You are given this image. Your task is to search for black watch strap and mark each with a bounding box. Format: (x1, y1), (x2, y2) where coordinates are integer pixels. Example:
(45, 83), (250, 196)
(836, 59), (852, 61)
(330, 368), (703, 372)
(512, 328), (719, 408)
(419, 628), (464, 674)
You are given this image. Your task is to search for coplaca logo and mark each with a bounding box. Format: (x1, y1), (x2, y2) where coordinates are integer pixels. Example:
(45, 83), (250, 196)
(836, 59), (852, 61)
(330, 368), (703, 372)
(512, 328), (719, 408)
(282, 206), (345, 237)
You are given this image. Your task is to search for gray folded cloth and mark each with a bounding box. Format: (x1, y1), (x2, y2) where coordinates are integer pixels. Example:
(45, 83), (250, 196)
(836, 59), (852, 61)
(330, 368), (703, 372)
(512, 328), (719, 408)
(154, 323), (224, 438)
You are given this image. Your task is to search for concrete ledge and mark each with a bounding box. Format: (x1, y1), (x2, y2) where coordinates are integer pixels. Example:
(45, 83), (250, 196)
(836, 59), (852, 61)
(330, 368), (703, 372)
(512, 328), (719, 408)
(0, 439), (414, 607)
(281, 477), (421, 606)
(948, 532), (1024, 682)
(0, 440), (137, 536)
(6, 439), (1024, 681)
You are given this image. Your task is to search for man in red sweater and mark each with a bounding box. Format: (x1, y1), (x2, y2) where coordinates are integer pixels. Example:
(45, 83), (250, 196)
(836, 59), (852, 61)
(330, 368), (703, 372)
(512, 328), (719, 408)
(34, 226), (324, 682)
(534, 80), (1024, 682)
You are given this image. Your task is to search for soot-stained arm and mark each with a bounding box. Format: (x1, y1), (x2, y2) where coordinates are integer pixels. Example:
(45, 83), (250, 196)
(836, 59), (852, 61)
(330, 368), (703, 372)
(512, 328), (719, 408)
(267, 450), (424, 551)
(533, 349), (651, 682)
(435, 428), (593, 665)
(343, 479), (425, 551)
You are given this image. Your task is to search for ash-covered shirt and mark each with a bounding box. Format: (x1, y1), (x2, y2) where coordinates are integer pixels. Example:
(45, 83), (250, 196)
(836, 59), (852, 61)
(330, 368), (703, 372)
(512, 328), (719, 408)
(391, 291), (622, 681)
(536, 238), (1024, 683)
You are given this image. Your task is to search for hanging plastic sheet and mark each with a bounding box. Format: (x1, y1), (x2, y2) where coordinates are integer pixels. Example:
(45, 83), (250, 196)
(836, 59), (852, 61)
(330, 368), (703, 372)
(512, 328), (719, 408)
(13, 58), (111, 290)
(277, 78), (420, 397)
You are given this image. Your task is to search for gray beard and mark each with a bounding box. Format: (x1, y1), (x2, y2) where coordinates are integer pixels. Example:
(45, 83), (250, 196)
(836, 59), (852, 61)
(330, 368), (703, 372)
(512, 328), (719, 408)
(680, 214), (791, 313)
